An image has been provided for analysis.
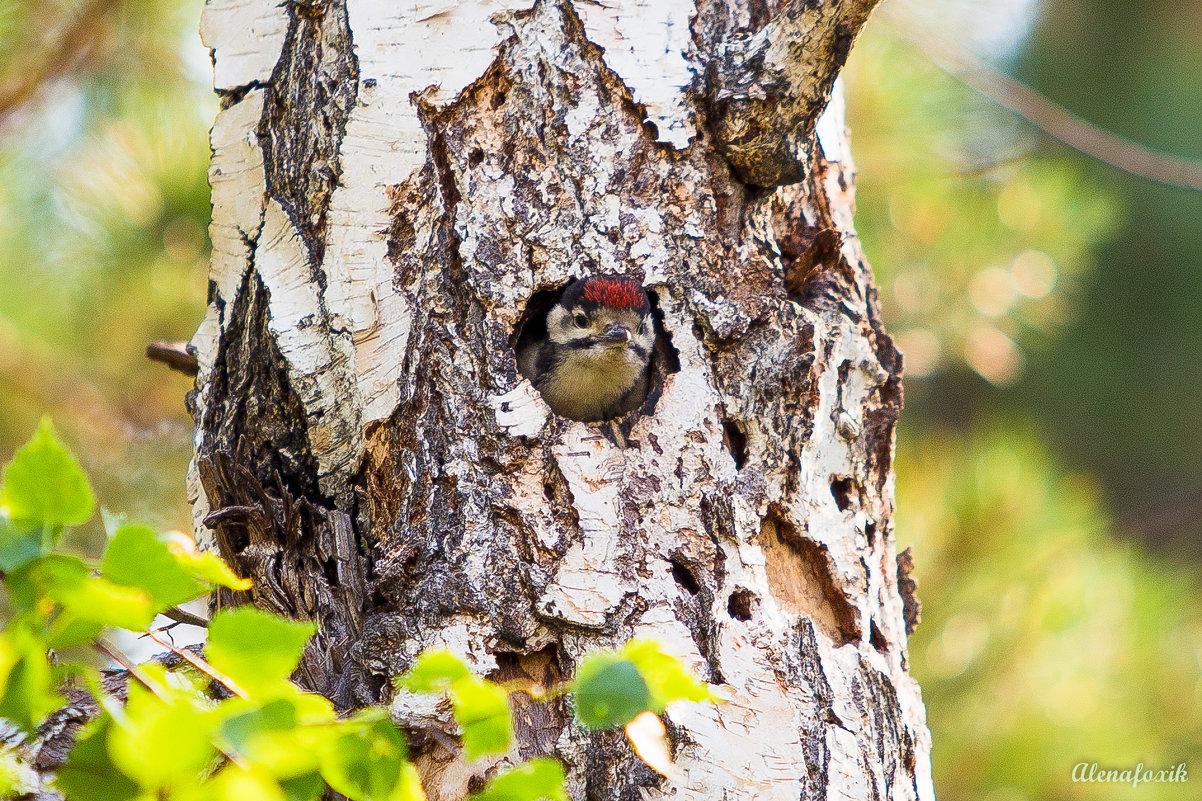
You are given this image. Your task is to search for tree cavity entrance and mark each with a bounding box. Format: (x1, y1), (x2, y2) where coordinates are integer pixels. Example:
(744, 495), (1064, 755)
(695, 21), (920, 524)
(511, 279), (679, 426)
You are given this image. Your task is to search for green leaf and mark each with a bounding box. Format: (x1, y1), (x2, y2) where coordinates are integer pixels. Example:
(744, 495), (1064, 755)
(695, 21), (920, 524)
(161, 531), (252, 591)
(0, 417), (95, 527)
(571, 654), (650, 730)
(9, 555), (155, 630)
(398, 650), (511, 760)
(216, 694), (334, 779)
(279, 771), (327, 801)
(206, 607), (315, 696)
(45, 613), (104, 649)
(55, 715), (140, 801)
(450, 677), (511, 760)
(470, 758), (567, 801)
(0, 516), (44, 572)
(397, 649), (471, 693)
(318, 717), (410, 801)
(0, 621), (61, 731)
(101, 524), (208, 611)
(106, 679), (217, 789)
(203, 764), (288, 801)
(620, 640), (714, 710)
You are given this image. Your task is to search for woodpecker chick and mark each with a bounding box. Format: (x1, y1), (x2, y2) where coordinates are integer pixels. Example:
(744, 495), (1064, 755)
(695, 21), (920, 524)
(518, 275), (655, 422)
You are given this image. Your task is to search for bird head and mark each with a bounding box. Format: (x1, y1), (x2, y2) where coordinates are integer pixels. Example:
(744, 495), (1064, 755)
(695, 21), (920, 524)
(546, 275), (654, 360)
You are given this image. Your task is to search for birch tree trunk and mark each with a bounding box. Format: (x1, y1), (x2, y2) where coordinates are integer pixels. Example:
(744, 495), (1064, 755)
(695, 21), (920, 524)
(192, 0), (935, 798)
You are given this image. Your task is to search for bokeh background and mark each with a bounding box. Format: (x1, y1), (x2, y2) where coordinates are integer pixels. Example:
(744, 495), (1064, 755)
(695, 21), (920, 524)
(0, 0), (1198, 798)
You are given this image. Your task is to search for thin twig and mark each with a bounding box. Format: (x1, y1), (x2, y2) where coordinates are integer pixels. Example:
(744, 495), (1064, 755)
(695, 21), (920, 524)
(894, 21), (1202, 193)
(94, 639), (169, 701)
(142, 628), (250, 700)
(145, 341), (200, 377)
(162, 605), (210, 628)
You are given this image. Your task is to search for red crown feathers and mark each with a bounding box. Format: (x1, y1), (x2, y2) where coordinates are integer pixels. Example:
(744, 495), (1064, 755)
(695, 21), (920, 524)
(581, 276), (645, 310)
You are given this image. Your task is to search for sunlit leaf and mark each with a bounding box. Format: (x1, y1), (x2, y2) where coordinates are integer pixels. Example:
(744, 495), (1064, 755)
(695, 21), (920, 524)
(45, 612), (104, 649)
(162, 530), (252, 591)
(572, 654), (649, 730)
(216, 694), (334, 778)
(318, 717), (410, 801)
(101, 523), (208, 611)
(206, 607), (315, 696)
(0, 417), (94, 526)
(396, 649), (471, 693)
(0, 623), (59, 732)
(620, 640), (714, 711)
(624, 711), (677, 779)
(107, 680), (217, 788)
(469, 758), (567, 801)
(450, 677), (511, 760)
(55, 715), (140, 801)
(205, 764), (288, 801)
(9, 555), (155, 630)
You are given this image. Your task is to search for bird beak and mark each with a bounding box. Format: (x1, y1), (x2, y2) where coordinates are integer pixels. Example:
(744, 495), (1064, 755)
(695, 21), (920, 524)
(603, 324), (631, 345)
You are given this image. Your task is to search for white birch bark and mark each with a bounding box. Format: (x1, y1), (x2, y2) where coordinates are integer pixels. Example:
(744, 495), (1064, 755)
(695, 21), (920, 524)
(192, 0), (935, 798)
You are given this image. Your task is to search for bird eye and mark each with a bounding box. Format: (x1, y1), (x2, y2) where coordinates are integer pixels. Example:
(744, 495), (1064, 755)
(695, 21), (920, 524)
(573, 312), (589, 328)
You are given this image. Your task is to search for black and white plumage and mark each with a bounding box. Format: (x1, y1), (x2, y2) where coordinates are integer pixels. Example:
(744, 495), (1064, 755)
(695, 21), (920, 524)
(517, 275), (656, 422)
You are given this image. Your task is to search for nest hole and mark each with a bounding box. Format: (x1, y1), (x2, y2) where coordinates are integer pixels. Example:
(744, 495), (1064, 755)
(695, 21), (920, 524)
(830, 476), (855, 512)
(722, 418), (748, 470)
(511, 279), (680, 426)
(670, 559), (701, 595)
(727, 588), (756, 621)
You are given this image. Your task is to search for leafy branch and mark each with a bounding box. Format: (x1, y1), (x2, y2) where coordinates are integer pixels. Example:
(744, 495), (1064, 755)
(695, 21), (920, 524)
(0, 419), (717, 800)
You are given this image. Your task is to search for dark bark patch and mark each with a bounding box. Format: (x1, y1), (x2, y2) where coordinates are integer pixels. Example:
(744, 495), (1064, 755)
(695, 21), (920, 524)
(726, 587), (756, 621)
(670, 558), (701, 595)
(829, 476), (856, 512)
(722, 417), (748, 469)
(897, 546), (921, 636)
(199, 452), (368, 704)
(869, 620), (888, 653)
(200, 270), (318, 497)
(259, 0), (358, 265)
(783, 227), (843, 301)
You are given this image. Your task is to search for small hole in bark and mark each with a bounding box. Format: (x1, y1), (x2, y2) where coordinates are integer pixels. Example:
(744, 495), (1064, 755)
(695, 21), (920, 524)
(723, 419), (748, 470)
(670, 559), (700, 595)
(727, 588), (755, 621)
(607, 229), (620, 243)
(491, 89), (507, 109)
(468, 148), (484, 167)
(870, 621), (888, 653)
(865, 522), (876, 545)
(830, 477), (855, 512)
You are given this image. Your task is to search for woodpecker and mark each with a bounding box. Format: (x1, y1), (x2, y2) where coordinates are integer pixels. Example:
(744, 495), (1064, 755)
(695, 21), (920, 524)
(518, 275), (656, 422)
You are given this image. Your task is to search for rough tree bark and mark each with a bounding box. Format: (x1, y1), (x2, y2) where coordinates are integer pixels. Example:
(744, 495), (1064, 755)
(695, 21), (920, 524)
(192, 0), (934, 798)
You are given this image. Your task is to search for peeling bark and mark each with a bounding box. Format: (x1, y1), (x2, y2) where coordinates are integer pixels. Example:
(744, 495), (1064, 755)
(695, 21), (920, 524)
(193, 0), (933, 797)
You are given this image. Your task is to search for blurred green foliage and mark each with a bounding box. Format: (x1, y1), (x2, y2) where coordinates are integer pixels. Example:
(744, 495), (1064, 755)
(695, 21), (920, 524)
(896, 424), (1201, 800)
(846, 11), (1202, 801)
(0, 0), (213, 535)
(0, 422), (705, 797)
(0, 0), (1199, 799)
